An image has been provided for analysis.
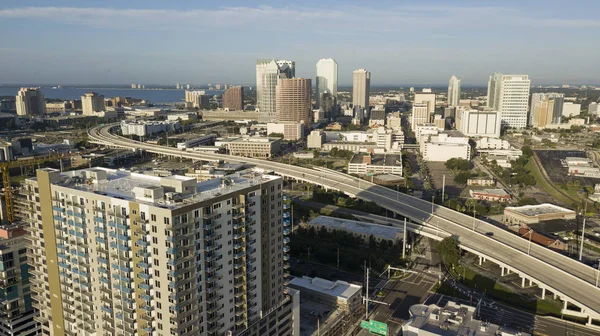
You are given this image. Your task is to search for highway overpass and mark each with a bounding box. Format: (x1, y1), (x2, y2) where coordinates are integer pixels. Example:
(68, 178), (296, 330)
(89, 124), (600, 324)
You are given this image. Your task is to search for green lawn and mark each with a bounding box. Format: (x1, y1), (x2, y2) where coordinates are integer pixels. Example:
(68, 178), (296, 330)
(525, 159), (575, 206)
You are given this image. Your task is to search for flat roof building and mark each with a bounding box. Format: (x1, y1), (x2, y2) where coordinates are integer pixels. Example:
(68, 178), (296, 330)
(288, 276), (362, 312)
(469, 188), (510, 202)
(347, 153), (403, 175)
(308, 215), (403, 244)
(222, 86), (244, 111)
(226, 136), (282, 158)
(503, 203), (576, 227)
(25, 167), (294, 336)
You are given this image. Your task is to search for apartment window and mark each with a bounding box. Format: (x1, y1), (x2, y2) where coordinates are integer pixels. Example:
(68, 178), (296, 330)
(213, 203), (221, 209)
(164, 217), (170, 225)
(151, 214), (156, 221)
(140, 212), (146, 220)
(152, 226), (157, 233)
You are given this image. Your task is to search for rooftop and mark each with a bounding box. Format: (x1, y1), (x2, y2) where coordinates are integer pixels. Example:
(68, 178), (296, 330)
(505, 203), (576, 217)
(288, 276), (362, 301)
(30, 167), (278, 210)
(309, 215), (403, 241)
(403, 302), (526, 336)
(470, 188), (509, 197)
(350, 153), (401, 166)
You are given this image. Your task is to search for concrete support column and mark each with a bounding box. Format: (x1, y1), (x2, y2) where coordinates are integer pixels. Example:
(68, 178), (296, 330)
(529, 279), (533, 287)
(506, 269), (510, 275)
(553, 293), (557, 300)
(541, 288), (546, 300)
(563, 300), (568, 310)
(521, 277), (526, 288)
(501, 267), (505, 276)
(588, 316), (592, 326)
(479, 256), (483, 265)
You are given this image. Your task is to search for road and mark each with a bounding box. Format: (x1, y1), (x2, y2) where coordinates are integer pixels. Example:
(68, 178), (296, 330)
(88, 124), (600, 320)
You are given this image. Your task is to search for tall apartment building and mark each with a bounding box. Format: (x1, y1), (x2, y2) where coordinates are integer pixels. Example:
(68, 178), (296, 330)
(413, 90), (436, 115)
(486, 74), (530, 128)
(447, 75), (461, 107)
(411, 103), (429, 128)
(530, 93), (564, 128)
(185, 91), (210, 109)
(276, 78), (312, 125)
(316, 59), (338, 107)
(0, 224), (39, 336)
(455, 107), (501, 138)
(352, 69), (370, 109)
(223, 86), (244, 111)
(26, 167), (295, 336)
(82, 92), (106, 115)
(256, 60), (295, 123)
(589, 102), (600, 116)
(16, 88), (46, 116)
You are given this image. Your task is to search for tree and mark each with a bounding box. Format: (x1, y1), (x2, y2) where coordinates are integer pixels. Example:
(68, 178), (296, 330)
(437, 237), (460, 267)
(268, 133), (284, 138)
(313, 149), (320, 159)
(521, 145), (533, 158)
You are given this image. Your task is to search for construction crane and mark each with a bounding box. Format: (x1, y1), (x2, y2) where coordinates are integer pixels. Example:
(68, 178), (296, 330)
(1, 152), (76, 223)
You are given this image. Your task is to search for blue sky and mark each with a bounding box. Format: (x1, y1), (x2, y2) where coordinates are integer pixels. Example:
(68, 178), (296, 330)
(1, 0), (599, 86)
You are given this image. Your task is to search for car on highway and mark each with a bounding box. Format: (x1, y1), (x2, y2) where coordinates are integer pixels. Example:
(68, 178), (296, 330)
(485, 232), (494, 237)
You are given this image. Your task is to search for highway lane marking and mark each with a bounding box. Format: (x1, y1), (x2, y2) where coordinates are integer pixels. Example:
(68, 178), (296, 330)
(92, 125), (600, 314)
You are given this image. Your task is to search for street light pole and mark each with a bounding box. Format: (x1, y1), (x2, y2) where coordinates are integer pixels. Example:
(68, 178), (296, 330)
(579, 202), (588, 261)
(431, 196), (435, 215)
(596, 259), (600, 287)
(472, 210), (477, 231)
(527, 229), (533, 255)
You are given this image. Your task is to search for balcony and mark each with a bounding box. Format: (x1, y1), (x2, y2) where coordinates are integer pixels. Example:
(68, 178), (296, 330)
(283, 245), (290, 253)
(283, 255), (290, 261)
(283, 237), (290, 244)
(283, 228), (290, 235)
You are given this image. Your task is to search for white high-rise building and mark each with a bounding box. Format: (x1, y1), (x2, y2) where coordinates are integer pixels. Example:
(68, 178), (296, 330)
(256, 59), (296, 123)
(589, 102), (600, 116)
(26, 167), (298, 336)
(411, 103), (429, 127)
(487, 74), (530, 128)
(316, 58), (338, 107)
(82, 92), (106, 115)
(562, 102), (581, 118)
(352, 69), (370, 109)
(16, 87), (46, 116)
(447, 75), (461, 107)
(414, 90), (436, 115)
(530, 93), (564, 127)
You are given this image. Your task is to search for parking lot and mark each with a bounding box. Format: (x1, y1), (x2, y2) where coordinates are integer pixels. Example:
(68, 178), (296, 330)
(535, 150), (597, 188)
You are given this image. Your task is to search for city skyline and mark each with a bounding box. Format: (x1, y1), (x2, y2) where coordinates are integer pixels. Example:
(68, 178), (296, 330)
(1, 1), (599, 85)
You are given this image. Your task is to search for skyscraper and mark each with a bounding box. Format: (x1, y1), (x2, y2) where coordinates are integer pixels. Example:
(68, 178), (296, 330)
(222, 86), (244, 110)
(352, 69), (370, 109)
(411, 103), (429, 127)
(316, 58), (338, 107)
(82, 92), (106, 115)
(276, 78), (312, 125)
(26, 167), (297, 336)
(487, 74), (530, 128)
(447, 75), (461, 107)
(16, 88), (46, 116)
(256, 60), (296, 123)
(530, 93), (564, 127)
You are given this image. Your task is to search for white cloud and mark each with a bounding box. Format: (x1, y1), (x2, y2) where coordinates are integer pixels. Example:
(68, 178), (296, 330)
(0, 5), (598, 33)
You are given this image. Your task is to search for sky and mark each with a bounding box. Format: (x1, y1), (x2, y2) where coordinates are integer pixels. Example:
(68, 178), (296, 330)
(1, 0), (599, 86)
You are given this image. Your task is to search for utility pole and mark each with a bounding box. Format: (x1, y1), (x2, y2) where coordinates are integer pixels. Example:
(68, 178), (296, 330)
(579, 202), (588, 261)
(431, 195), (435, 215)
(365, 265), (369, 319)
(441, 174), (446, 204)
(402, 218), (407, 259)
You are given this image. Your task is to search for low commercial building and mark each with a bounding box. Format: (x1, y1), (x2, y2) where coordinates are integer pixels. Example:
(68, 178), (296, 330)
(589, 184), (600, 202)
(322, 142), (377, 153)
(476, 137), (510, 150)
(414, 123), (439, 143)
(201, 109), (259, 122)
(288, 276), (362, 312)
(123, 107), (167, 118)
(402, 301), (523, 336)
(519, 228), (568, 252)
(43, 115), (100, 128)
(564, 157), (600, 177)
(175, 134), (217, 150)
(420, 133), (471, 162)
(308, 215), (403, 244)
(266, 122), (304, 140)
(322, 128), (404, 152)
(503, 203), (576, 227)
(120, 120), (181, 137)
(469, 188), (510, 202)
(347, 153), (403, 175)
(166, 111), (198, 121)
(532, 134), (559, 143)
(226, 137), (281, 158)
(467, 177), (495, 187)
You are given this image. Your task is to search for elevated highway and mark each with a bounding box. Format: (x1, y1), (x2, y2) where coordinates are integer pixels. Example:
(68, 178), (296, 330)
(89, 124), (600, 323)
